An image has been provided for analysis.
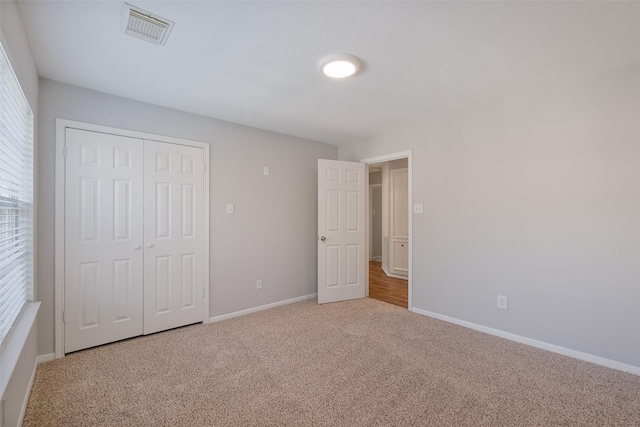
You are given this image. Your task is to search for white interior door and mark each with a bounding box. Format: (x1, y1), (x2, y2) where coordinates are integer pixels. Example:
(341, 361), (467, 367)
(317, 159), (366, 304)
(64, 128), (144, 353)
(143, 140), (205, 334)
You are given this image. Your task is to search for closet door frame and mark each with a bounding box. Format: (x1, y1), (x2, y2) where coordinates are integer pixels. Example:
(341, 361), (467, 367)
(54, 119), (210, 359)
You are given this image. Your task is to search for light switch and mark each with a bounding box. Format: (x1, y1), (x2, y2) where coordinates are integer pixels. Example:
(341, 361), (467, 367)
(413, 203), (424, 214)
(263, 167), (270, 176)
(226, 204), (234, 215)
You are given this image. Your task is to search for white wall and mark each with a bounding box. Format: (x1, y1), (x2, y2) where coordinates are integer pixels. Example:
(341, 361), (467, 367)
(340, 64), (640, 367)
(369, 170), (382, 185)
(37, 79), (338, 355)
(0, 0), (40, 423)
(370, 171), (382, 259)
(388, 158), (408, 170)
(371, 186), (382, 259)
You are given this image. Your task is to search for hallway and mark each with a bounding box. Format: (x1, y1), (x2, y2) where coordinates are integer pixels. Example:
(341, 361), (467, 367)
(368, 261), (408, 308)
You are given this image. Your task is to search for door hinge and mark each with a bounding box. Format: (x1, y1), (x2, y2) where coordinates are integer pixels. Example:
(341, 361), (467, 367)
(62, 310), (65, 323)
(203, 162), (207, 173)
(202, 288), (206, 298)
(63, 146), (68, 159)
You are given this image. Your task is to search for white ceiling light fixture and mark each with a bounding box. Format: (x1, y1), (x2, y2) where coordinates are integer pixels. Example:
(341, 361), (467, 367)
(122, 3), (174, 46)
(320, 54), (362, 79)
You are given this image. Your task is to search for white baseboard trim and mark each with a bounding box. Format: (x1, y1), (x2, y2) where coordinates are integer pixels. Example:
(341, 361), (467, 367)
(207, 293), (317, 324)
(410, 307), (640, 376)
(381, 266), (408, 280)
(36, 354), (55, 364)
(370, 256), (381, 262)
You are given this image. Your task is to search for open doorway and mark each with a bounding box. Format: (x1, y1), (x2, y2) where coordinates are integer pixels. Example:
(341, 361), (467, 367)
(362, 152), (412, 310)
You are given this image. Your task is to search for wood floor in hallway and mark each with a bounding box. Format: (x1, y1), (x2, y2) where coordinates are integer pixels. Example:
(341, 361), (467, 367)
(368, 261), (408, 308)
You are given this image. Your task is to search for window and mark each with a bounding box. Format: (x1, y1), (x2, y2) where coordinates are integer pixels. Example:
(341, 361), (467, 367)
(0, 42), (34, 346)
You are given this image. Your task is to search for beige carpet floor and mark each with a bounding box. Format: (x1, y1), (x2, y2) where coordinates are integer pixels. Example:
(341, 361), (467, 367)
(24, 298), (640, 426)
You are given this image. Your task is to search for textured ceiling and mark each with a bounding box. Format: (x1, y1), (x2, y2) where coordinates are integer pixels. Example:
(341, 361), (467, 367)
(16, 1), (640, 145)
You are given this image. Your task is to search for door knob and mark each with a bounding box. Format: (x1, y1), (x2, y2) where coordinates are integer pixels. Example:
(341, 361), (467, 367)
(147, 244), (154, 249)
(133, 245), (141, 250)
(319, 236), (326, 242)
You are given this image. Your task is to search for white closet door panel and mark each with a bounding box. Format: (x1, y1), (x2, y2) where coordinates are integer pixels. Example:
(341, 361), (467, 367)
(143, 140), (205, 334)
(65, 128), (144, 353)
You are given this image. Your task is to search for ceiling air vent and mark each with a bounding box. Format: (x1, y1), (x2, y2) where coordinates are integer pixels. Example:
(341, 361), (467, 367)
(122, 4), (174, 46)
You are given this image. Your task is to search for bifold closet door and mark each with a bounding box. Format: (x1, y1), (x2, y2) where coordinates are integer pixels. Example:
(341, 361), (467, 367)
(64, 129), (144, 353)
(143, 140), (205, 334)
(65, 130), (205, 352)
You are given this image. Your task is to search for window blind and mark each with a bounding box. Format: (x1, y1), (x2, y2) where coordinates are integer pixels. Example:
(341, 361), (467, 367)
(0, 42), (34, 346)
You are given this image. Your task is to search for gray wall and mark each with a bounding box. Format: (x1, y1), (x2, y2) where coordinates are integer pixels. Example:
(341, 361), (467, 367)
(0, 0), (40, 423)
(37, 79), (338, 355)
(340, 64), (640, 367)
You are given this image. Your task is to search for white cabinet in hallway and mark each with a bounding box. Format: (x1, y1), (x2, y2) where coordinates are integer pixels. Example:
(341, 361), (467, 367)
(389, 167), (408, 277)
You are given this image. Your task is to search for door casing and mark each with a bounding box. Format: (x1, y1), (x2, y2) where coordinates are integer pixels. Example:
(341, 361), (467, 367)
(54, 119), (210, 359)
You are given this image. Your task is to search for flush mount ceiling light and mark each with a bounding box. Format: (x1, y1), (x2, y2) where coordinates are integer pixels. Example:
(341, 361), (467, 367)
(320, 54), (361, 78)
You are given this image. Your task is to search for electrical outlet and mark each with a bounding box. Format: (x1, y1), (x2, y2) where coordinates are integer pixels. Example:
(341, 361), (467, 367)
(256, 279), (262, 290)
(263, 167), (270, 176)
(226, 204), (234, 215)
(497, 295), (508, 310)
